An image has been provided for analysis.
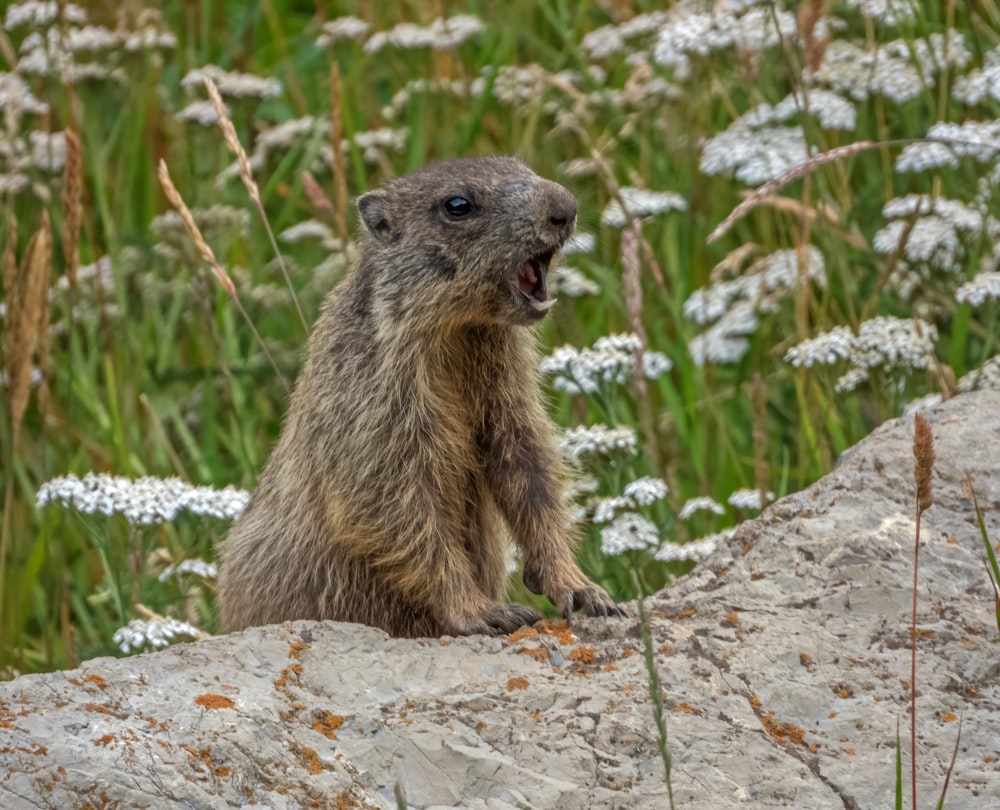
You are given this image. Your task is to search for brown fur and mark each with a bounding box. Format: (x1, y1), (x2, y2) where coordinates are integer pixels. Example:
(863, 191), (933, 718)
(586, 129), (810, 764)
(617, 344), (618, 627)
(217, 157), (624, 636)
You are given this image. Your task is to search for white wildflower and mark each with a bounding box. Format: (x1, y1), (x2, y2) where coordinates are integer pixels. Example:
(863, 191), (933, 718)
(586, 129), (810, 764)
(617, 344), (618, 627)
(316, 16), (371, 48)
(601, 187), (687, 227)
(655, 529), (732, 563)
(0, 72), (49, 117)
(63, 24), (121, 52)
(541, 333), (669, 393)
(727, 488), (773, 510)
(872, 195), (996, 273)
(550, 266), (599, 297)
(37, 473), (250, 525)
(809, 33), (967, 103)
(784, 325), (855, 367)
(678, 496), (725, 520)
(352, 127), (408, 163)
(364, 15), (483, 53)
(957, 271), (1000, 307)
(563, 232), (596, 255)
(158, 558), (218, 582)
(701, 121), (809, 186)
(593, 496), (634, 524)
(953, 50), (1000, 105)
(28, 130), (66, 172)
(653, 5), (797, 80)
(785, 317), (939, 392)
(623, 476), (668, 506)
(122, 26), (177, 53)
(113, 618), (200, 655)
(688, 303), (757, 366)
(558, 425), (637, 462)
(5, 1), (87, 29)
(175, 100), (224, 126)
(895, 120), (1000, 172)
(842, 0), (916, 25)
(600, 512), (660, 556)
(182, 65), (281, 99)
(279, 220), (339, 248)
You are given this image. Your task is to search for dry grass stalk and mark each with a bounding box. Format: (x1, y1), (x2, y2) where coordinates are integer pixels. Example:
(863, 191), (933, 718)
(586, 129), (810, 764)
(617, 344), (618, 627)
(909, 412), (935, 810)
(155, 159), (289, 394)
(621, 220), (660, 466)
(203, 77), (307, 334)
(913, 413), (935, 514)
(61, 128), (83, 288)
(750, 372), (769, 505)
(155, 160), (235, 298)
(588, 145), (668, 294)
(4, 211), (53, 448)
(708, 140), (883, 244)
(328, 63), (349, 246)
(302, 170), (335, 221)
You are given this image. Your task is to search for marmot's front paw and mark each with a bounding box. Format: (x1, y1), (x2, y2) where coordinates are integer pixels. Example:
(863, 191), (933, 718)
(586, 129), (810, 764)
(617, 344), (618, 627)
(523, 563), (627, 622)
(450, 603), (542, 637)
(553, 584), (628, 622)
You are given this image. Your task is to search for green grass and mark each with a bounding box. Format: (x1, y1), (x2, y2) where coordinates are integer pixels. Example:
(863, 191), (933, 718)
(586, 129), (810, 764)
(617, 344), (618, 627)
(2, 1), (999, 675)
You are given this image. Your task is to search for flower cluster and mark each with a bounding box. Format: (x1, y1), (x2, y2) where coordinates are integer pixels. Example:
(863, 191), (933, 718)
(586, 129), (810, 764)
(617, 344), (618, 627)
(557, 425), (637, 462)
(541, 334), (672, 394)
(895, 120), (1000, 173)
(181, 65), (281, 99)
(686, 247), (827, 366)
(957, 271), (1000, 307)
(591, 477), (669, 525)
(316, 16), (372, 48)
(784, 316), (939, 392)
(700, 91), (857, 186)
(654, 530), (733, 564)
(550, 266), (600, 297)
(600, 512), (660, 556)
(727, 488), (774, 511)
(600, 187), (688, 227)
(678, 496), (725, 520)
(37, 473), (250, 525)
(872, 195), (998, 285)
(364, 15), (484, 53)
(809, 32), (970, 104)
(653, 5), (798, 81)
(158, 558), (218, 582)
(113, 618), (201, 655)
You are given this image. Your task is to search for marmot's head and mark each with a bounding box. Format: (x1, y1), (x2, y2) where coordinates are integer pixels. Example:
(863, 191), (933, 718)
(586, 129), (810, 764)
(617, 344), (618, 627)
(357, 157), (577, 329)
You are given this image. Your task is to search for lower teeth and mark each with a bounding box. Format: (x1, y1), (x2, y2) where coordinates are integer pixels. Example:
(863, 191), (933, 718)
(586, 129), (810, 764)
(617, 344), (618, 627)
(533, 298), (558, 311)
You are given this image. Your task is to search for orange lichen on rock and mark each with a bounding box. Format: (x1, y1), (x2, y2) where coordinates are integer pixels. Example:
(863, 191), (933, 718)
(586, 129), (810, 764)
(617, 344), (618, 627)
(274, 663), (303, 690)
(517, 646), (549, 662)
(288, 639), (310, 660)
(759, 711), (807, 746)
(568, 646), (595, 664)
(536, 619), (574, 645)
(313, 712), (344, 740)
(93, 735), (115, 747)
(506, 676), (529, 691)
(505, 626), (539, 644)
(296, 745), (323, 775)
(195, 694), (236, 710)
(674, 702), (693, 714)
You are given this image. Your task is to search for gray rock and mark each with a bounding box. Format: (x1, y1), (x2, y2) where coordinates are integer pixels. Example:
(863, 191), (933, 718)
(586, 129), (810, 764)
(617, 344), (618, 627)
(2, 390), (998, 809)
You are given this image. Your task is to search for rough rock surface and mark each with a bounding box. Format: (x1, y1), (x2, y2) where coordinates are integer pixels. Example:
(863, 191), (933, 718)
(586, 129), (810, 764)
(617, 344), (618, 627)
(1, 390), (998, 809)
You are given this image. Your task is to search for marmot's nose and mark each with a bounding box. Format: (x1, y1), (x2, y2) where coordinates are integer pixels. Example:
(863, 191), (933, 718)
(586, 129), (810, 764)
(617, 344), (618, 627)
(543, 182), (578, 232)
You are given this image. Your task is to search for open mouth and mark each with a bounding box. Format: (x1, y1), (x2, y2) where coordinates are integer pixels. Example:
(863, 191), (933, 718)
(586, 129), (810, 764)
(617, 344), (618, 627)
(513, 250), (558, 314)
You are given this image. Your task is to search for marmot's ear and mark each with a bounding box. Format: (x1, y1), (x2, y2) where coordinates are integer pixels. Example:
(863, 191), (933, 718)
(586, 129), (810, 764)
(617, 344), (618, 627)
(358, 190), (396, 243)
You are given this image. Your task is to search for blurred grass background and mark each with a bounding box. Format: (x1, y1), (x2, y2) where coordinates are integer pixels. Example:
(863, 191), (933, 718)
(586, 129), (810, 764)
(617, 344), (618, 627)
(2, 0), (998, 675)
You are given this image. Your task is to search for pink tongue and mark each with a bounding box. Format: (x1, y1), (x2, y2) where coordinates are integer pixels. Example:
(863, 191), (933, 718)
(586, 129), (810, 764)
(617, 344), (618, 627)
(519, 261), (537, 295)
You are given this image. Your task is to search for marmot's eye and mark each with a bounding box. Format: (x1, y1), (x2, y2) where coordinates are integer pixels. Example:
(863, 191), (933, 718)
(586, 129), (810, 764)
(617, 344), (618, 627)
(443, 196), (474, 218)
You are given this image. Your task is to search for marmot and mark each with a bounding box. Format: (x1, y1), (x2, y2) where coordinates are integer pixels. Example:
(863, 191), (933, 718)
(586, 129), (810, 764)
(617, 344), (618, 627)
(217, 156), (624, 636)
